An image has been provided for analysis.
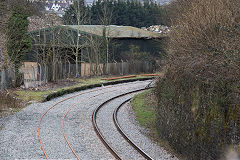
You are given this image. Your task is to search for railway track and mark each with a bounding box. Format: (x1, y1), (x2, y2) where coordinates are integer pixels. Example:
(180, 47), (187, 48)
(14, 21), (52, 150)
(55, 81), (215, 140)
(92, 88), (154, 160)
(62, 89), (118, 160)
(38, 85), (116, 160)
(38, 80), (153, 159)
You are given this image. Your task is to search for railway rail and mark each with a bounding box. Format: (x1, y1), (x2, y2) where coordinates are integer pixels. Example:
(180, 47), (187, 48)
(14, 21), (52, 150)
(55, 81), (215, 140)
(92, 88), (154, 160)
(113, 98), (154, 160)
(38, 80), (154, 160)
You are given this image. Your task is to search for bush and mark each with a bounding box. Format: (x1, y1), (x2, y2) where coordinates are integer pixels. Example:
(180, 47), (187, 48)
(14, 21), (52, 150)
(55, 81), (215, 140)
(0, 91), (22, 112)
(155, 75), (240, 159)
(155, 0), (240, 159)
(167, 0), (240, 83)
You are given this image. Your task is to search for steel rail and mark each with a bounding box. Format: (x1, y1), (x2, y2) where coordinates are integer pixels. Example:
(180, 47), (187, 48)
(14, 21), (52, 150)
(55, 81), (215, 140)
(38, 84), (122, 160)
(92, 87), (153, 160)
(62, 89), (117, 160)
(38, 80), (150, 160)
(113, 98), (154, 160)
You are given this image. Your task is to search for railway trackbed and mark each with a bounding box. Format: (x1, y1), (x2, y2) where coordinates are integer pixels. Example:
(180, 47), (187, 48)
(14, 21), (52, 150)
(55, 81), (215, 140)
(38, 81), (152, 160)
(1, 80), (177, 159)
(38, 85), (117, 160)
(92, 88), (154, 160)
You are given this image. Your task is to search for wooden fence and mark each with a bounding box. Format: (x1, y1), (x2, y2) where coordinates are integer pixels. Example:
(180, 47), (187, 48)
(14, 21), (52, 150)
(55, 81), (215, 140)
(0, 60), (159, 89)
(80, 61), (155, 77)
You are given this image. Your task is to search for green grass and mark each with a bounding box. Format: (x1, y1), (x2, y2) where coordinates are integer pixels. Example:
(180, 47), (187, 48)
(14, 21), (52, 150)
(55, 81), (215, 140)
(15, 75), (155, 103)
(131, 89), (157, 129)
(15, 78), (103, 103)
(15, 90), (52, 103)
(131, 89), (183, 159)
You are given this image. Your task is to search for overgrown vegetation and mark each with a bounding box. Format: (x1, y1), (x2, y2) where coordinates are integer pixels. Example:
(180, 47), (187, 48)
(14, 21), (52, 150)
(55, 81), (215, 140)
(131, 89), (181, 158)
(6, 5), (32, 86)
(0, 91), (23, 117)
(155, 0), (240, 159)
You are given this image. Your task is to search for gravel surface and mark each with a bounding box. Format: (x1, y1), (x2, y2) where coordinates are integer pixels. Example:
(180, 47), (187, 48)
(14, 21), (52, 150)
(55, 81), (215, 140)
(0, 80), (156, 160)
(117, 101), (179, 160)
(96, 92), (145, 160)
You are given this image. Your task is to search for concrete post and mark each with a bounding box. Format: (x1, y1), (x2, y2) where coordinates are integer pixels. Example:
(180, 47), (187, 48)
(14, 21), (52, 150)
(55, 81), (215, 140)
(1, 69), (6, 91)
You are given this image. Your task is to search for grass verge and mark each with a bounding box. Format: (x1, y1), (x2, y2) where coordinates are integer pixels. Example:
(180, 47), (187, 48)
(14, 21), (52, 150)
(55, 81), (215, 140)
(15, 77), (105, 103)
(131, 89), (158, 137)
(15, 75), (155, 103)
(131, 89), (181, 159)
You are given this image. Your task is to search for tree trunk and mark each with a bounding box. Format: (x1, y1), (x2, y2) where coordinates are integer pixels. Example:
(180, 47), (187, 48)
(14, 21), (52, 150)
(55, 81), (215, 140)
(76, 50), (79, 77)
(14, 64), (20, 87)
(44, 63), (48, 84)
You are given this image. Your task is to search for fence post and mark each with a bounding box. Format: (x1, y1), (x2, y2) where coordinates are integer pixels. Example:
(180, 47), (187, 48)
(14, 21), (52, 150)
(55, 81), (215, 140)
(84, 63), (87, 77)
(46, 65), (49, 83)
(31, 65), (36, 87)
(60, 61), (63, 79)
(68, 60), (70, 78)
(121, 60), (124, 75)
(38, 63), (42, 86)
(43, 64), (47, 84)
(64, 60), (67, 79)
(1, 69), (6, 91)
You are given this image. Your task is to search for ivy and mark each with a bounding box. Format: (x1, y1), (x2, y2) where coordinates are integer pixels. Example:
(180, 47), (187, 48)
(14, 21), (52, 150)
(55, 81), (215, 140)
(6, 5), (32, 86)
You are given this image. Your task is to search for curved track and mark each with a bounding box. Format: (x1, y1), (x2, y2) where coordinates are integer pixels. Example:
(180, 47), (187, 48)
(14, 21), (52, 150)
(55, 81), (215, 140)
(0, 79), (179, 160)
(38, 81), (152, 160)
(38, 85), (119, 160)
(113, 98), (153, 160)
(92, 88), (154, 160)
(61, 89), (117, 160)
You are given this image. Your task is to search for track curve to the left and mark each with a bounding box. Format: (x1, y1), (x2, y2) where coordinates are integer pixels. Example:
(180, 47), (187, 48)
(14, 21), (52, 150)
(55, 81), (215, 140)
(37, 81), (150, 160)
(0, 80), (152, 160)
(38, 85), (116, 160)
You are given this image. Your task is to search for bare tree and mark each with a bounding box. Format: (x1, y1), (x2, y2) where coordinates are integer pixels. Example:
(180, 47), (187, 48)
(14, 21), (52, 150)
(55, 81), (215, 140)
(167, 0), (240, 82)
(98, 0), (113, 73)
(60, 26), (89, 77)
(70, 0), (89, 77)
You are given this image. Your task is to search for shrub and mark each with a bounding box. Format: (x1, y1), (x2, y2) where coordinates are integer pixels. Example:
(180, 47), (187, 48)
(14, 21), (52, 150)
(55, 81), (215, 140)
(155, 75), (240, 159)
(167, 0), (240, 83)
(0, 91), (22, 112)
(155, 0), (240, 159)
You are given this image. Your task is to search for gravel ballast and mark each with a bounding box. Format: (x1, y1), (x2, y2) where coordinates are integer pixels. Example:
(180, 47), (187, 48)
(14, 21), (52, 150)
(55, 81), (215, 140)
(0, 80), (176, 160)
(118, 101), (179, 160)
(96, 92), (146, 160)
